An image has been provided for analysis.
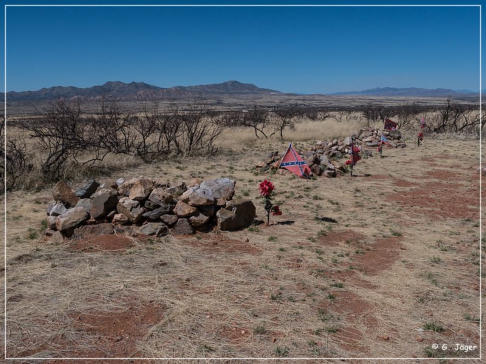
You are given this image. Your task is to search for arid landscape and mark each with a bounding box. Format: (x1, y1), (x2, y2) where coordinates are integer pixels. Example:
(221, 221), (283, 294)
(1, 93), (483, 360)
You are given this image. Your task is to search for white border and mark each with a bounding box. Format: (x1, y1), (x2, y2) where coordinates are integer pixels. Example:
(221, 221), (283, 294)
(2, 3), (482, 361)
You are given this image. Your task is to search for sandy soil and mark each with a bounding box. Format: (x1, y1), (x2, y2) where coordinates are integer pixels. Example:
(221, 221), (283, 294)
(0, 134), (483, 361)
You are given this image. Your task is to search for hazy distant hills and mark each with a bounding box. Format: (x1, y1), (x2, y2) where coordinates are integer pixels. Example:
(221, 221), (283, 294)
(331, 87), (477, 97)
(6, 80), (280, 102)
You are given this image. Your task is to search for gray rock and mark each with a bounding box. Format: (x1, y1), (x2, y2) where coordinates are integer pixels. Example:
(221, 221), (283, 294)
(56, 207), (89, 232)
(138, 222), (168, 237)
(149, 188), (176, 205)
(166, 182), (187, 197)
(47, 216), (57, 230)
(179, 178), (235, 206)
(217, 199), (256, 231)
(75, 198), (92, 213)
(173, 218), (194, 235)
(161, 214), (178, 226)
(48, 202), (67, 216)
(115, 177), (125, 186)
(117, 197), (145, 223)
(75, 180), (100, 198)
(142, 205), (173, 221)
(324, 169), (337, 178)
(144, 200), (159, 210)
(90, 188), (118, 220)
(189, 212), (210, 228)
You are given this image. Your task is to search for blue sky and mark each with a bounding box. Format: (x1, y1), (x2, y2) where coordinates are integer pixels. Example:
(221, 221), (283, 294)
(2, 1), (482, 93)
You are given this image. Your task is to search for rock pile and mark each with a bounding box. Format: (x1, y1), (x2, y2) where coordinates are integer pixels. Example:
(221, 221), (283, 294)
(256, 128), (406, 177)
(45, 177), (256, 241)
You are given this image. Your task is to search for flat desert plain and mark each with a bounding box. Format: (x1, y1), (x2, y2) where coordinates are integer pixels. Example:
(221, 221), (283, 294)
(1, 134), (483, 361)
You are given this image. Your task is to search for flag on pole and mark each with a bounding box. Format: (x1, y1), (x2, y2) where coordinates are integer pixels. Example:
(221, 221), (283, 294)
(279, 143), (311, 178)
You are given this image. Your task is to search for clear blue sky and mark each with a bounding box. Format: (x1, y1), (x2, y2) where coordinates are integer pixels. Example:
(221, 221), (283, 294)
(2, 1), (482, 93)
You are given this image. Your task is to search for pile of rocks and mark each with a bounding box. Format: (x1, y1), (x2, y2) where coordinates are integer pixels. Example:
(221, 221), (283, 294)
(256, 128), (406, 178)
(45, 177), (257, 241)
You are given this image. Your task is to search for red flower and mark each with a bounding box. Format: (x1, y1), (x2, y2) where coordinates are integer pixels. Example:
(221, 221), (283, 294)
(259, 179), (274, 197)
(272, 205), (282, 216)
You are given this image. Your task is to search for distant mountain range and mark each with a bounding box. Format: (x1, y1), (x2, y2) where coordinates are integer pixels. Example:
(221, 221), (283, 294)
(5, 81), (478, 103)
(331, 87), (477, 97)
(6, 80), (280, 102)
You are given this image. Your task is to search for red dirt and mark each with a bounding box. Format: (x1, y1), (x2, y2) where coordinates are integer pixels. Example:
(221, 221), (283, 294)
(184, 235), (262, 255)
(353, 237), (403, 275)
(68, 301), (165, 357)
(387, 179), (478, 220)
(16, 299), (165, 359)
(318, 230), (365, 246)
(69, 234), (134, 252)
(218, 325), (252, 343)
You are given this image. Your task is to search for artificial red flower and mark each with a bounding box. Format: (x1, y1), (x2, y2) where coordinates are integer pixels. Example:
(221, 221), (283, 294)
(259, 179), (274, 197)
(272, 205), (282, 216)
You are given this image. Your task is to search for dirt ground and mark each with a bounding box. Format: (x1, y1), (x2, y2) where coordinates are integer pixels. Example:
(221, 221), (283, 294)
(0, 133), (483, 361)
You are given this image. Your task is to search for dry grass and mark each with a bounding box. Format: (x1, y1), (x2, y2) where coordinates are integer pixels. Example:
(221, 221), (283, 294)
(0, 126), (483, 360)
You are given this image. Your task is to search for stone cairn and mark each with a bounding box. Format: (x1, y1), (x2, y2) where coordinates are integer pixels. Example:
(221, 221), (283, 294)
(256, 128), (406, 177)
(45, 177), (257, 242)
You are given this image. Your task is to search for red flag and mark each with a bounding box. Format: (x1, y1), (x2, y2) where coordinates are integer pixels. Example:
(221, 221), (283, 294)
(384, 119), (398, 130)
(279, 143), (311, 178)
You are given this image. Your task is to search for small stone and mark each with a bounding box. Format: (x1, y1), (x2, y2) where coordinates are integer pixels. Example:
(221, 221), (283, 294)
(161, 214), (178, 226)
(138, 222), (168, 237)
(75, 180), (100, 198)
(113, 213), (129, 225)
(48, 202), (67, 216)
(47, 216), (57, 230)
(173, 218), (194, 235)
(189, 213), (210, 227)
(142, 205), (173, 221)
(173, 201), (197, 217)
(115, 177), (125, 186)
(52, 181), (79, 207)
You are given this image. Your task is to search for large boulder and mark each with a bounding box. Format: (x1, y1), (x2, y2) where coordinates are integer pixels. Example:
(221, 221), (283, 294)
(75, 180), (100, 199)
(56, 207), (89, 232)
(52, 181), (79, 207)
(216, 199), (256, 231)
(138, 222), (168, 237)
(90, 188), (118, 220)
(117, 197), (145, 223)
(173, 218), (194, 235)
(173, 201), (197, 217)
(179, 178), (235, 206)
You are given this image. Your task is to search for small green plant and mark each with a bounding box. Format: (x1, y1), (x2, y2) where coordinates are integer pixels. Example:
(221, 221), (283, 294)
(248, 226), (260, 232)
(40, 219), (48, 230)
(430, 256), (441, 264)
(27, 228), (38, 240)
(268, 236), (278, 242)
(326, 326), (339, 333)
(274, 346), (289, 357)
(423, 322), (444, 332)
(327, 293), (336, 300)
(390, 230), (402, 237)
(253, 325), (267, 334)
(330, 282), (344, 288)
